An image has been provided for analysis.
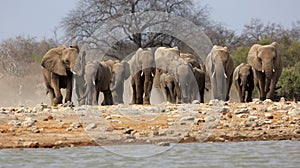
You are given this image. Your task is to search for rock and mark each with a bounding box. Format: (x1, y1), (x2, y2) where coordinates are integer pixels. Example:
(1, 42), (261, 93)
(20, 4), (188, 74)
(294, 129), (300, 134)
(66, 127), (72, 131)
(280, 97), (286, 102)
(8, 120), (21, 127)
(23, 141), (39, 148)
(85, 123), (97, 130)
(237, 113), (248, 118)
(221, 106), (230, 113)
(265, 113), (274, 119)
(253, 98), (263, 104)
(70, 123), (81, 129)
(124, 128), (134, 134)
(264, 99), (273, 103)
(234, 107), (249, 114)
(180, 116), (195, 121)
(22, 117), (36, 127)
(264, 120), (272, 124)
(167, 118), (175, 122)
(209, 99), (224, 106)
(195, 118), (205, 125)
(248, 116), (259, 121)
(192, 100), (200, 104)
(111, 114), (122, 118)
(157, 142), (170, 147)
(105, 116), (112, 120)
(281, 115), (289, 121)
(55, 141), (63, 145)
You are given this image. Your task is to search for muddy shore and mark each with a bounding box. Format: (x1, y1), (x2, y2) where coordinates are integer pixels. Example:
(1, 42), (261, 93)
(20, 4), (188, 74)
(0, 99), (299, 149)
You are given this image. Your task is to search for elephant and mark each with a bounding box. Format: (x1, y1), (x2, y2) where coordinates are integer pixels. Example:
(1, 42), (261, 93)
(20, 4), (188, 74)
(247, 42), (282, 100)
(159, 72), (177, 103)
(74, 49), (87, 105)
(193, 67), (206, 103)
(41, 44), (79, 105)
(110, 60), (130, 104)
(206, 45), (234, 101)
(233, 63), (254, 103)
(153, 46), (180, 88)
(180, 53), (206, 103)
(167, 58), (196, 103)
(129, 48), (155, 105)
(78, 61), (113, 105)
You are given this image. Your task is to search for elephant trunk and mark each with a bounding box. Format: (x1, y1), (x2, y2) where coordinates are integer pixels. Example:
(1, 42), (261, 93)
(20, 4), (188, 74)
(262, 63), (274, 80)
(241, 84), (246, 102)
(167, 82), (174, 102)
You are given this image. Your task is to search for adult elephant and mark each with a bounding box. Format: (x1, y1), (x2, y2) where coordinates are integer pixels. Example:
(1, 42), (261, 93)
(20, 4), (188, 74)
(206, 45), (234, 101)
(74, 49), (87, 106)
(129, 48), (155, 105)
(110, 60), (130, 104)
(233, 63), (254, 103)
(247, 42), (282, 100)
(180, 53), (206, 103)
(78, 61), (113, 105)
(41, 44), (79, 105)
(167, 58), (196, 103)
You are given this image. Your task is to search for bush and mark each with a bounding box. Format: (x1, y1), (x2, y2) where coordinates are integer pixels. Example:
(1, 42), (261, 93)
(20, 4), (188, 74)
(277, 67), (300, 100)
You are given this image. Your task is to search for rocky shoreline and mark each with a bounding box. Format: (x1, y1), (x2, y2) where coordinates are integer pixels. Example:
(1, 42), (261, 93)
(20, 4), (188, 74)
(0, 99), (299, 149)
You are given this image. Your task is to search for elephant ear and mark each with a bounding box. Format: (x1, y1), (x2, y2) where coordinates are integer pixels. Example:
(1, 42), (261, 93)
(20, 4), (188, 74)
(122, 61), (131, 80)
(271, 42), (283, 75)
(247, 44), (262, 71)
(41, 46), (67, 76)
(233, 63), (244, 80)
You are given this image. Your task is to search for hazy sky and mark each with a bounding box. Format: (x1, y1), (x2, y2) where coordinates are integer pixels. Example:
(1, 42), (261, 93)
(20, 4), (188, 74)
(0, 0), (299, 42)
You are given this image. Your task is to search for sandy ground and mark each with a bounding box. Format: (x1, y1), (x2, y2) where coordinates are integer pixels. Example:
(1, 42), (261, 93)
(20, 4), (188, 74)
(0, 99), (299, 149)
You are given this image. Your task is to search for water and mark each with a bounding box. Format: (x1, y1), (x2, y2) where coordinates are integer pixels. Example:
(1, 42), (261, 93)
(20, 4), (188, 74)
(0, 141), (299, 168)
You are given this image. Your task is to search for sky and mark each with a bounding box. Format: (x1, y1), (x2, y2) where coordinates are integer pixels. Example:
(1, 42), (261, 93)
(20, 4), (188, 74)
(0, 0), (300, 42)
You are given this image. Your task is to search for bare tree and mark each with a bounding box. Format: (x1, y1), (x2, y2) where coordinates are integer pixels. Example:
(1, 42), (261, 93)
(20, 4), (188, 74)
(60, 0), (211, 59)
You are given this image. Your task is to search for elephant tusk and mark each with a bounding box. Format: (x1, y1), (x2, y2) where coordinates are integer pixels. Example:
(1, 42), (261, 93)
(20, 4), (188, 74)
(151, 72), (154, 77)
(212, 71), (215, 78)
(141, 71), (144, 77)
(262, 70), (265, 73)
(93, 80), (96, 85)
(72, 71), (77, 75)
(273, 69), (276, 73)
(240, 82), (243, 86)
(224, 73), (227, 79)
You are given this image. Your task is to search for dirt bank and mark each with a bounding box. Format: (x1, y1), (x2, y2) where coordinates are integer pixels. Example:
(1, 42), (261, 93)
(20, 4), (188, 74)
(0, 100), (299, 149)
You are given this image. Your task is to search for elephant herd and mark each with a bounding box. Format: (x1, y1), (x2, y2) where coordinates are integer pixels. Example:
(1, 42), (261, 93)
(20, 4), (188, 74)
(41, 42), (282, 106)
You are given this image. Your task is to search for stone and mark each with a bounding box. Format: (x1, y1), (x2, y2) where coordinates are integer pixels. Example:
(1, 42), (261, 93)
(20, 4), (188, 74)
(157, 142), (170, 147)
(85, 123), (97, 130)
(124, 128), (134, 134)
(265, 113), (274, 119)
(280, 97), (286, 102)
(22, 117), (36, 127)
(167, 118), (175, 122)
(264, 99), (273, 103)
(8, 120), (21, 127)
(55, 141), (63, 145)
(248, 116), (259, 121)
(192, 100), (200, 104)
(180, 116), (195, 121)
(234, 107), (249, 114)
(195, 118), (205, 125)
(294, 129), (300, 134)
(264, 120), (272, 124)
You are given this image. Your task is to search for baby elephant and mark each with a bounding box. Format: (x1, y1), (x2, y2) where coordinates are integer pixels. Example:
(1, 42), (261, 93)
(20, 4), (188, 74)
(233, 63), (254, 103)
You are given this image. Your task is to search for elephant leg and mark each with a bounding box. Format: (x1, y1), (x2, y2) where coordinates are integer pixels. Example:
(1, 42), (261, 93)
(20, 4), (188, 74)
(130, 77), (137, 104)
(136, 74), (144, 104)
(235, 82), (243, 103)
(226, 76), (232, 101)
(65, 75), (73, 103)
(161, 86), (168, 102)
(246, 89), (253, 102)
(48, 87), (55, 105)
(266, 79), (276, 100)
(102, 90), (113, 105)
(143, 75), (153, 105)
(175, 82), (182, 104)
(51, 75), (62, 105)
(93, 90), (99, 105)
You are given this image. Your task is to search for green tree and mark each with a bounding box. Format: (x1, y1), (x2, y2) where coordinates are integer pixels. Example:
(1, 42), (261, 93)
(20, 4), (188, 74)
(231, 46), (250, 68)
(277, 67), (300, 100)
